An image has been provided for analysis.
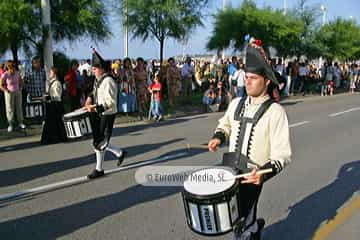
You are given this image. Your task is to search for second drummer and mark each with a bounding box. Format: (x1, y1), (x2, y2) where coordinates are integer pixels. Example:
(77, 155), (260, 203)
(208, 40), (292, 240)
(85, 49), (127, 179)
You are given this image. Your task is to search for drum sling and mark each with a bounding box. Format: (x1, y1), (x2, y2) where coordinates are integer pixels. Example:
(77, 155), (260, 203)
(223, 98), (274, 173)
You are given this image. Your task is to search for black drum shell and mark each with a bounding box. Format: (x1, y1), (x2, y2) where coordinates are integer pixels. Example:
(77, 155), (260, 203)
(182, 179), (240, 204)
(182, 172), (242, 236)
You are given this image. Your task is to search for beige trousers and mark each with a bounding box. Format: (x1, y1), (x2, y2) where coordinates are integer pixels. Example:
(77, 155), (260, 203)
(4, 90), (23, 125)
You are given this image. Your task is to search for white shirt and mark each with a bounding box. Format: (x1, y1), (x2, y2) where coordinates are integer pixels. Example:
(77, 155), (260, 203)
(214, 96), (292, 169)
(230, 69), (245, 87)
(78, 63), (92, 76)
(276, 64), (285, 76)
(298, 66), (309, 76)
(181, 63), (194, 78)
(48, 78), (62, 102)
(95, 75), (118, 115)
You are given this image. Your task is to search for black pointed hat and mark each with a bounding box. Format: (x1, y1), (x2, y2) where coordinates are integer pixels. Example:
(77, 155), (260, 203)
(245, 44), (278, 85)
(92, 47), (106, 69)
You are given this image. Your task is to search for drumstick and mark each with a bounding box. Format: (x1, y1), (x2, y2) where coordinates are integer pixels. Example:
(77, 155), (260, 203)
(186, 143), (209, 151)
(230, 168), (273, 180)
(75, 106), (87, 112)
(77, 105), (96, 112)
(31, 96), (46, 101)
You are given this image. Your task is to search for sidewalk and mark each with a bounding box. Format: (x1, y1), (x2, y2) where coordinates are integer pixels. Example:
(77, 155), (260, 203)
(0, 105), (203, 142)
(0, 92), (354, 142)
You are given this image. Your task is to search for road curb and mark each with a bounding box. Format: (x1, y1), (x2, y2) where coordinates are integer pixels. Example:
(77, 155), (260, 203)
(0, 92), (357, 142)
(0, 109), (202, 143)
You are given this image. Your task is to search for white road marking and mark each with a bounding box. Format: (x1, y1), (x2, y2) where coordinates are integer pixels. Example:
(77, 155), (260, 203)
(328, 107), (360, 117)
(0, 151), (189, 203)
(289, 121), (311, 128)
(5, 106), (358, 203)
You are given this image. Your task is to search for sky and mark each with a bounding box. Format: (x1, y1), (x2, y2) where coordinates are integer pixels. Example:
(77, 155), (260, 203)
(4, 0), (360, 61)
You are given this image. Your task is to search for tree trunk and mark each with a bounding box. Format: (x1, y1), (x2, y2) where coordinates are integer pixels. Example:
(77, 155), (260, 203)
(10, 44), (19, 67)
(217, 49), (221, 59)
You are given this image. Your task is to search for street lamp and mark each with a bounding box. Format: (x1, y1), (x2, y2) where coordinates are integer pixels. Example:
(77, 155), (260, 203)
(319, 5), (327, 72)
(221, 0), (228, 59)
(41, 0), (53, 91)
(320, 4), (327, 26)
(124, 0), (129, 58)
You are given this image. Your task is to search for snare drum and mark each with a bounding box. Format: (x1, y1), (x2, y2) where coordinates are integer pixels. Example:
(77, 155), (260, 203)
(25, 101), (44, 119)
(182, 168), (242, 236)
(63, 109), (92, 138)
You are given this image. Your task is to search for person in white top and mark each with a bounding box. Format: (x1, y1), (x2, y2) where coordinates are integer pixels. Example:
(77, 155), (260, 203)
(78, 59), (92, 76)
(41, 67), (67, 144)
(229, 62), (246, 98)
(275, 59), (285, 76)
(85, 50), (127, 179)
(298, 61), (309, 96)
(208, 42), (292, 240)
(181, 57), (195, 97)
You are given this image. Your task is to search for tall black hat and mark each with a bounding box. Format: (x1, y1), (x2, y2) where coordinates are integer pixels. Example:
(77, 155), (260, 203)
(92, 47), (107, 69)
(245, 44), (278, 85)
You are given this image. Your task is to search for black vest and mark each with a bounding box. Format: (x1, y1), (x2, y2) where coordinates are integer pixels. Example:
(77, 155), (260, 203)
(223, 97), (274, 173)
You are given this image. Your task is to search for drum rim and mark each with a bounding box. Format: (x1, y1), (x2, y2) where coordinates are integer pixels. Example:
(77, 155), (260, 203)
(182, 180), (239, 202)
(186, 222), (234, 236)
(183, 167), (237, 197)
(63, 111), (89, 120)
(26, 101), (43, 104)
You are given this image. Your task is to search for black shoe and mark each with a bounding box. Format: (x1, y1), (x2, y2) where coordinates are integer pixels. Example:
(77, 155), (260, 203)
(252, 218), (265, 240)
(87, 169), (104, 179)
(117, 150), (127, 166)
(257, 218), (265, 229)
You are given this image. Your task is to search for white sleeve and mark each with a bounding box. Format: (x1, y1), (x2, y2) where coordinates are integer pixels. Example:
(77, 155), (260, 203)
(214, 98), (239, 139)
(102, 78), (117, 113)
(53, 81), (62, 101)
(269, 105), (292, 172)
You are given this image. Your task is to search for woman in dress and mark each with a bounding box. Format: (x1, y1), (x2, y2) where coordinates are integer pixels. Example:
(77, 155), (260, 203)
(118, 58), (136, 113)
(41, 67), (67, 144)
(134, 57), (148, 119)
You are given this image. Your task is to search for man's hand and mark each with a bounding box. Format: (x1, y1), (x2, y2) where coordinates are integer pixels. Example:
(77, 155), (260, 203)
(241, 169), (264, 185)
(85, 97), (92, 107)
(85, 104), (96, 112)
(208, 138), (221, 152)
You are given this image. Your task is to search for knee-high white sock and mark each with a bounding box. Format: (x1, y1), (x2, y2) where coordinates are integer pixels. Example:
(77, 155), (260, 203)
(95, 150), (105, 171)
(106, 143), (122, 157)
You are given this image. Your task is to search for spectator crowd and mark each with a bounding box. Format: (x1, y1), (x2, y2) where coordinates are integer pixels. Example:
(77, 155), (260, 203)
(1, 54), (360, 133)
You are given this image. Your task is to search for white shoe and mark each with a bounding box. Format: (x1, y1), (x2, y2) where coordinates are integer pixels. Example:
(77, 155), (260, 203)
(19, 123), (26, 129)
(7, 126), (13, 132)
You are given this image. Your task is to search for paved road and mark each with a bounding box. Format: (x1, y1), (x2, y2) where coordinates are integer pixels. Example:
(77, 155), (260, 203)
(0, 93), (359, 240)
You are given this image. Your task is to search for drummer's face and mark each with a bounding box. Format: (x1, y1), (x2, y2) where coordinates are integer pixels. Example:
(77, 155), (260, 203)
(92, 66), (104, 78)
(245, 72), (270, 97)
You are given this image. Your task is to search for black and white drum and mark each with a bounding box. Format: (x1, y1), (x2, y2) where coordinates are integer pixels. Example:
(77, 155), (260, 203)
(25, 101), (44, 119)
(63, 109), (92, 139)
(182, 168), (242, 236)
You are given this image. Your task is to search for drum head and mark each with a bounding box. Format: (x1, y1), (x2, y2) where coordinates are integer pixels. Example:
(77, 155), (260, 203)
(184, 168), (235, 196)
(63, 109), (88, 118)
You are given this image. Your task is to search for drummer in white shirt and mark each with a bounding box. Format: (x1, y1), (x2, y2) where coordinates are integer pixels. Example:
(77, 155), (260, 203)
(85, 49), (127, 179)
(208, 40), (292, 240)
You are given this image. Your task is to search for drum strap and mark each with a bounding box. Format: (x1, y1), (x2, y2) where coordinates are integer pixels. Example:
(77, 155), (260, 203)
(226, 97), (274, 172)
